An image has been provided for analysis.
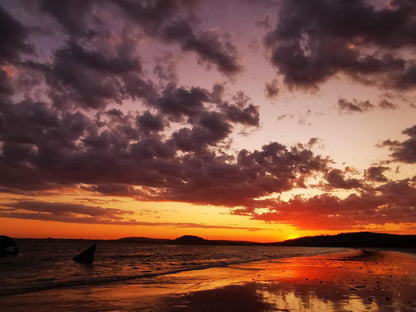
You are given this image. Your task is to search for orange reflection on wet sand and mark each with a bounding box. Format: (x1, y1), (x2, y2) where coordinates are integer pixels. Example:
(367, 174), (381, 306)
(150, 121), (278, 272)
(2, 249), (416, 311)
(230, 249), (416, 312)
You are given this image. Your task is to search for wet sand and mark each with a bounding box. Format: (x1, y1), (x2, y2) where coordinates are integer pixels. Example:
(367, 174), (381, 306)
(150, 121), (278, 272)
(153, 249), (416, 312)
(2, 249), (416, 311)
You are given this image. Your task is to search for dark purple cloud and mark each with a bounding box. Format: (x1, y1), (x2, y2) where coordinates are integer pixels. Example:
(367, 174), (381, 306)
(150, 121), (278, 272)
(219, 91), (260, 126)
(160, 20), (241, 74)
(0, 89), (320, 209)
(382, 124), (416, 163)
(160, 142), (330, 207)
(136, 111), (165, 134)
(41, 0), (95, 37)
(172, 112), (231, 152)
(0, 6), (32, 62)
(364, 165), (389, 182)
(265, 0), (416, 90)
(111, 0), (241, 75)
(44, 42), (154, 109)
(3, 1), (239, 112)
(0, 97), (327, 206)
(224, 103), (260, 126)
(0, 68), (14, 95)
(156, 85), (210, 118)
(325, 169), (362, 190)
(131, 139), (175, 160)
(56, 43), (142, 74)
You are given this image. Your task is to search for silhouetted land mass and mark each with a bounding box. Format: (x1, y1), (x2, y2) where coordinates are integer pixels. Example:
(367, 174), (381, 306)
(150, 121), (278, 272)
(117, 232), (416, 247)
(11, 232), (416, 248)
(272, 232), (416, 248)
(174, 235), (206, 244)
(118, 235), (257, 246)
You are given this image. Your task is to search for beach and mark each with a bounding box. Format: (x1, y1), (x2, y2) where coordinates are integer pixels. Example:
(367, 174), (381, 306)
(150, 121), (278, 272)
(2, 248), (416, 311)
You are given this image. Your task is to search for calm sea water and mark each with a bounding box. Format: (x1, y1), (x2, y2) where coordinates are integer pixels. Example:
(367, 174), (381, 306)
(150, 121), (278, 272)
(0, 239), (346, 297)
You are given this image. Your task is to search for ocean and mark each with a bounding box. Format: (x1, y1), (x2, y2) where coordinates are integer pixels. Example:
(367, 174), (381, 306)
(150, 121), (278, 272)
(0, 239), (347, 298)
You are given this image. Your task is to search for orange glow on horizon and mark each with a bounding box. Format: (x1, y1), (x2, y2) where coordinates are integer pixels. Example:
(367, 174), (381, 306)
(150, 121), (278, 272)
(1, 189), (413, 242)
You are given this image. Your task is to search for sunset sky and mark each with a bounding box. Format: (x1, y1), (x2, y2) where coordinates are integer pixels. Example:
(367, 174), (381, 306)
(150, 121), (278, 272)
(1, 0), (416, 242)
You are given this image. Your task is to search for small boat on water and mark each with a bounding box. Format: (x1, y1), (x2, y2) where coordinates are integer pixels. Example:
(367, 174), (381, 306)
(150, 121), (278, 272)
(0, 235), (19, 256)
(72, 243), (96, 264)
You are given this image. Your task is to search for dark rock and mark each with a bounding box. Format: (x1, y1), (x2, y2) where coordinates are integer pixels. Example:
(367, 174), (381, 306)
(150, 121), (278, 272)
(0, 235), (18, 256)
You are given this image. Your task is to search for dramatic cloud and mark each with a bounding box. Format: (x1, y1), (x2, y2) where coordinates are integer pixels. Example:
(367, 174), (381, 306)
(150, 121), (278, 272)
(0, 90), (324, 209)
(156, 85), (210, 118)
(161, 21), (241, 75)
(221, 91), (260, 126)
(41, 0), (95, 37)
(1, 1), (416, 235)
(0, 6), (32, 62)
(136, 111), (165, 134)
(42, 40), (158, 109)
(325, 169), (362, 190)
(0, 67), (14, 95)
(247, 178), (416, 230)
(111, 0), (241, 75)
(265, 0), (416, 90)
(364, 165), (389, 182)
(172, 112), (231, 152)
(382, 124), (416, 163)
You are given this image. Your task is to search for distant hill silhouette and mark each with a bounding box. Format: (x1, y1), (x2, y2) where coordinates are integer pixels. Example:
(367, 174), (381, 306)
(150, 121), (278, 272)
(174, 235), (206, 244)
(117, 235), (257, 246)
(117, 232), (416, 247)
(16, 232), (415, 248)
(273, 232), (416, 248)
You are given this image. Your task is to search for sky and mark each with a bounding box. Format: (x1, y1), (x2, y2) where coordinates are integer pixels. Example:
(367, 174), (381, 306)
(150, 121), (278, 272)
(1, 0), (416, 242)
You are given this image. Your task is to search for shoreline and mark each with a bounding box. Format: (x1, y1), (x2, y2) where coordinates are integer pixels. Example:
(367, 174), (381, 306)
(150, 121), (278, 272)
(1, 249), (416, 311)
(0, 246), (347, 298)
(153, 249), (416, 311)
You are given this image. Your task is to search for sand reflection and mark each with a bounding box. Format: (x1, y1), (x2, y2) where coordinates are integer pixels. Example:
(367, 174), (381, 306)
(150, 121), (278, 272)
(159, 249), (416, 311)
(237, 250), (416, 312)
(2, 249), (416, 312)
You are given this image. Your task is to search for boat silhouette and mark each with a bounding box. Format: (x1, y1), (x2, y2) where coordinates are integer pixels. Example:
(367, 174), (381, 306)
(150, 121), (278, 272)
(72, 243), (96, 264)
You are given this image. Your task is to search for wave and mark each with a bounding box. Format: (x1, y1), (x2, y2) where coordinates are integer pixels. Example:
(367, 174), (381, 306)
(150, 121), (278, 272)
(0, 261), (239, 297)
(0, 247), (345, 297)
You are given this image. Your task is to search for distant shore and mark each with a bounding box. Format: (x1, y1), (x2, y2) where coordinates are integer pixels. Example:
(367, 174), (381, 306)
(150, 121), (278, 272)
(2, 248), (416, 311)
(14, 231), (416, 248)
